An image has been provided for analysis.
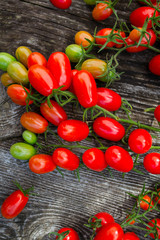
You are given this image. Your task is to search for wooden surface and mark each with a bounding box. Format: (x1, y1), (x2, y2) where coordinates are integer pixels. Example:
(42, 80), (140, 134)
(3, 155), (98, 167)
(0, 0), (160, 239)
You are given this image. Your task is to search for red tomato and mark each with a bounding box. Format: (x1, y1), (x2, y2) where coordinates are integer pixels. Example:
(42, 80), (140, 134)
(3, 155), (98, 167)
(138, 0), (157, 5)
(29, 154), (56, 174)
(149, 55), (160, 76)
(82, 148), (107, 172)
(20, 112), (48, 134)
(115, 31), (126, 48)
(126, 215), (135, 225)
(123, 232), (140, 240)
(143, 152), (160, 174)
(130, 7), (158, 29)
(96, 28), (115, 48)
(57, 120), (89, 142)
(28, 65), (58, 96)
(155, 188), (160, 204)
(93, 222), (124, 240)
(40, 100), (67, 126)
(93, 117), (125, 142)
(105, 146), (134, 172)
(92, 212), (115, 233)
(68, 69), (79, 94)
(147, 218), (160, 239)
(47, 52), (71, 90)
(92, 2), (113, 21)
(52, 148), (80, 171)
(73, 70), (97, 108)
(50, 0), (72, 9)
(154, 105), (160, 122)
(140, 195), (154, 210)
(1, 190), (28, 219)
(97, 88), (122, 111)
(128, 129), (152, 154)
(56, 228), (79, 240)
(7, 84), (33, 106)
(27, 52), (47, 68)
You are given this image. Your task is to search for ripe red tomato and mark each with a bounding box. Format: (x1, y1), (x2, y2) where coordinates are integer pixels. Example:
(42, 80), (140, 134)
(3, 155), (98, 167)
(149, 55), (160, 76)
(154, 105), (160, 122)
(128, 129), (152, 154)
(105, 146), (134, 172)
(40, 100), (67, 126)
(147, 218), (160, 239)
(50, 0), (72, 9)
(92, 212), (115, 233)
(93, 117), (125, 142)
(143, 152), (160, 174)
(28, 65), (58, 96)
(68, 69), (79, 94)
(97, 88), (122, 111)
(52, 148), (80, 170)
(93, 222), (124, 240)
(114, 31), (126, 48)
(1, 190), (29, 219)
(96, 28), (115, 48)
(92, 2), (113, 21)
(140, 195), (154, 210)
(29, 154), (56, 174)
(20, 112), (48, 134)
(73, 70), (97, 108)
(47, 52), (71, 90)
(130, 7), (158, 29)
(56, 227), (79, 240)
(7, 84), (33, 106)
(82, 148), (107, 172)
(138, 0), (157, 5)
(27, 52), (47, 68)
(57, 120), (89, 142)
(123, 232), (140, 240)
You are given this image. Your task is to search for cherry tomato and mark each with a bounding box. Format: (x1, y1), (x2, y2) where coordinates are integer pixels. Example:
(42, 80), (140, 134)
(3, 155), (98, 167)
(22, 130), (37, 145)
(15, 46), (32, 67)
(68, 69), (79, 94)
(27, 52), (47, 68)
(75, 31), (94, 48)
(28, 64), (58, 96)
(56, 228), (80, 240)
(105, 146), (134, 172)
(114, 31), (126, 48)
(7, 84), (33, 106)
(47, 52), (71, 90)
(82, 148), (107, 171)
(97, 88), (122, 111)
(93, 222), (124, 240)
(92, 2), (113, 21)
(155, 188), (160, 204)
(20, 112), (48, 134)
(129, 28), (142, 42)
(154, 105), (160, 122)
(0, 73), (15, 87)
(1, 190), (29, 219)
(92, 212), (115, 232)
(29, 154), (56, 174)
(52, 148), (80, 170)
(143, 152), (160, 174)
(57, 120), (89, 142)
(10, 142), (36, 160)
(138, 0), (157, 5)
(126, 215), (135, 225)
(123, 232), (140, 240)
(140, 195), (154, 210)
(7, 61), (29, 85)
(0, 52), (16, 71)
(149, 55), (160, 76)
(83, 0), (96, 5)
(65, 44), (83, 63)
(96, 28), (115, 48)
(73, 70), (97, 108)
(50, 0), (72, 9)
(147, 218), (160, 239)
(93, 117), (125, 142)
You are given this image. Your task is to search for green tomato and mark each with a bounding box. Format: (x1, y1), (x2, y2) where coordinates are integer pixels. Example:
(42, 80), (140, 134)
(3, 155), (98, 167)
(10, 142), (36, 160)
(0, 52), (16, 71)
(22, 130), (37, 145)
(65, 44), (83, 63)
(83, 0), (97, 5)
(7, 61), (29, 85)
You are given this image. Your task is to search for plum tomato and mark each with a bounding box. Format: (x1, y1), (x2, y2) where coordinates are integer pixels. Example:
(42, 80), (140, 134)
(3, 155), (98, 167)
(75, 31), (94, 48)
(140, 195), (154, 210)
(10, 142), (36, 160)
(22, 130), (37, 145)
(68, 69), (79, 94)
(56, 227), (80, 240)
(27, 52), (47, 68)
(92, 212), (115, 232)
(83, 0), (97, 5)
(0, 73), (15, 87)
(96, 28), (115, 48)
(105, 146), (134, 172)
(0, 52), (16, 71)
(92, 2), (113, 21)
(129, 28), (142, 42)
(147, 218), (160, 239)
(123, 232), (140, 240)
(65, 44), (83, 63)
(15, 46), (32, 67)
(50, 0), (72, 9)
(149, 55), (160, 76)
(143, 152), (160, 174)
(154, 105), (160, 122)
(7, 61), (29, 85)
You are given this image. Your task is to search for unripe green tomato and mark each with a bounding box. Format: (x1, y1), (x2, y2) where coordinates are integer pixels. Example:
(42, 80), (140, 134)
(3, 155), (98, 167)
(7, 61), (29, 85)
(65, 44), (83, 63)
(22, 130), (37, 145)
(0, 52), (16, 71)
(81, 59), (107, 79)
(10, 142), (36, 160)
(83, 0), (97, 5)
(0, 73), (15, 87)
(15, 46), (32, 68)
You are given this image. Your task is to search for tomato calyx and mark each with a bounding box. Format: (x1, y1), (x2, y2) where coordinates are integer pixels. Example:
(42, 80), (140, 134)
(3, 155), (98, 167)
(50, 230), (70, 240)
(13, 180), (35, 197)
(85, 215), (103, 231)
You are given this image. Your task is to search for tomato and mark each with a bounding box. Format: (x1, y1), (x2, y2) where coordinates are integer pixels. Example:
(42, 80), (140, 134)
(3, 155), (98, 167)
(149, 55), (160, 76)
(93, 117), (125, 142)
(22, 130), (37, 145)
(73, 70), (97, 108)
(0, 52), (16, 71)
(15, 46), (32, 67)
(20, 112), (48, 134)
(93, 223), (124, 240)
(96, 28), (115, 48)
(123, 232), (140, 240)
(105, 146), (134, 172)
(7, 84), (33, 106)
(28, 64), (58, 96)
(40, 100), (67, 126)
(7, 61), (29, 85)
(154, 105), (160, 122)
(138, 0), (157, 5)
(155, 188), (160, 204)
(1, 190), (29, 219)
(75, 31), (94, 48)
(97, 88), (122, 111)
(83, 0), (97, 5)
(129, 28), (142, 42)
(82, 148), (107, 171)
(126, 215), (135, 225)
(56, 228), (80, 240)
(65, 44), (83, 63)
(10, 142), (36, 160)
(27, 52), (47, 68)
(29, 154), (56, 174)
(147, 218), (160, 239)
(92, 212), (115, 232)
(143, 152), (160, 174)
(92, 2), (113, 21)
(57, 120), (89, 142)
(47, 52), (71, 90)
(50, 0), (72, 9)
(139, 195), (154, 210)
(68, 69), (79, 94)
(114, 31), (126, 48)
(52, 148), (80, 171)
(0, 73), (15, 87)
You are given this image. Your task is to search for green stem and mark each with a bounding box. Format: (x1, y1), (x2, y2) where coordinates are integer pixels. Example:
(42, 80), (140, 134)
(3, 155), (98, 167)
(151, 146), (160, 150)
